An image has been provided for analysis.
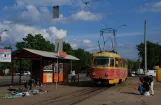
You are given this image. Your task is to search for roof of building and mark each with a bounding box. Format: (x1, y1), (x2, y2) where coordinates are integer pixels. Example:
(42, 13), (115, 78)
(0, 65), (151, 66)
(22, 48), (79, 60)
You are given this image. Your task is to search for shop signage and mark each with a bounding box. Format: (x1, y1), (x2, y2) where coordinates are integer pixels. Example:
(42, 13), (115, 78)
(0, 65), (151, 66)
(0, 49), (11, 62)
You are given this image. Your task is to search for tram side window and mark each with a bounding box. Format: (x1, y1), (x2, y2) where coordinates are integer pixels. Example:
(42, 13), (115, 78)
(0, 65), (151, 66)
(118, 59), (122, 67)
(115, 58), (119, 67)
(125, 61), (128, 68)
(120, 59), (124, 68)
(122, 60), (125, 68)
(110, 58), (114, 67)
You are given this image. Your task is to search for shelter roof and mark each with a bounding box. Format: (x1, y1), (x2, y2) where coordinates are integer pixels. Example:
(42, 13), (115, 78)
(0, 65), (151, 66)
(13, 48), (79, 60)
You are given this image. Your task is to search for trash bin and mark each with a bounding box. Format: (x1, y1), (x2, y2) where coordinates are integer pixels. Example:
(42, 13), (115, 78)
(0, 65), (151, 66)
(156, 68), (161, 82)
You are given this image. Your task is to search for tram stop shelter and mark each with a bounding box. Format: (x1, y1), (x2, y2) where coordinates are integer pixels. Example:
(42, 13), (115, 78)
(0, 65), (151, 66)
(11, 48), (80, 86)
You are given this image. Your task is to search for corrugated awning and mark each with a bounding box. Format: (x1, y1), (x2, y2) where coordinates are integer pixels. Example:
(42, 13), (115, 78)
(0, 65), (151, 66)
(23, 48), (79, 60)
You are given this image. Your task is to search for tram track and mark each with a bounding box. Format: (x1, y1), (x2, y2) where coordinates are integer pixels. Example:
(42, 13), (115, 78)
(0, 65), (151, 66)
(32, 82), (126, 105)
(32, 86), (108, 105)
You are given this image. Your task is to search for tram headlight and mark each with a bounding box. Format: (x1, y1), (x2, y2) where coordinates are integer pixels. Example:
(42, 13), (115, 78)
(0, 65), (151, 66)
(105, 73), (108, 77)
(92, 72), (96, 76)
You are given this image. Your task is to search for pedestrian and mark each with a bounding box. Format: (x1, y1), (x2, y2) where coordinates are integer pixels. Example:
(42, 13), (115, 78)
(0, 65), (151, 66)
(71, 70), (76, 83)
(144, 76), (154, 96)
(137, 77), (145, 95)
(137, 76), (150, 96)
(142, 79), (150, 96)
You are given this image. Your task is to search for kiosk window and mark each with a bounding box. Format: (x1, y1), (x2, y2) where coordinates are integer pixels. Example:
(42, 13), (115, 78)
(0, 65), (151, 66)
(115, 58), (119, 67)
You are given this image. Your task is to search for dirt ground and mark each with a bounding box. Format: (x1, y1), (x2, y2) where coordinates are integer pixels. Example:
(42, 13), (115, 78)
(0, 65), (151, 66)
(0, 77), (161, 105)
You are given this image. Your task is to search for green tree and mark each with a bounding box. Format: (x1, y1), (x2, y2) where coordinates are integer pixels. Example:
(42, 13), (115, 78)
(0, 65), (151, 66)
(127, 59), (138, 71)
(63, 42), (73, 55)
(72, 48), (91, 71)
(16, 34), (55, 51)
(136, 41), (161, 69)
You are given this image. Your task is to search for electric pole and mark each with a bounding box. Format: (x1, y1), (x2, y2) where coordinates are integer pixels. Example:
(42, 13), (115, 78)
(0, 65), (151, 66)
(144, 20), (147, 75)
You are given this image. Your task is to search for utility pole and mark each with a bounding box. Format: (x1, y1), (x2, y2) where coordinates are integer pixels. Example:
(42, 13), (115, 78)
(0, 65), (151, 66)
(144, 20), (147, 75)
(113, 31), (116, 53)
(53, 5), (60, 90)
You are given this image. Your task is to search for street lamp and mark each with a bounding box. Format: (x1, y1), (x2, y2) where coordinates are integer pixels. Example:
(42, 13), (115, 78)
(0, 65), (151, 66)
(116, 24), (126, 32)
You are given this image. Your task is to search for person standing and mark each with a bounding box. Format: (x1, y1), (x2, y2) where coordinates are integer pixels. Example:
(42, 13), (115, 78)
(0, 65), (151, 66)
(71, 70), (76, 83)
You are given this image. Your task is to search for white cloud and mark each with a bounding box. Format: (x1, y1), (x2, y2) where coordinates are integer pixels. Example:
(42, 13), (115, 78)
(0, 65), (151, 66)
(6, 5), (101, 26)
(85, 47), (99, 52)
(72, 10), (102, 21)
(17, 1), (25, 7)
(3, 1), (24, 10)
(138, 1), (161, 12)
(117, 32), (143, 37)
(68, 39), (95, 51)
(82, 39), (92, 44)
(0, 22), (67, 47)
(16, 0), (71, 6)
(6, 5), (67, 25)
(47, 27), (67, 39)
(70, 44), (78, 49)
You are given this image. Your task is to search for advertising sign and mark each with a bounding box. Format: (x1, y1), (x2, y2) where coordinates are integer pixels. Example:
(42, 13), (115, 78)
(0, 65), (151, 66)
(58, 51), (66, 58)
(43, 73), (53, 83)
(53, 6), (59, 19)
(0, 49), (11, 62)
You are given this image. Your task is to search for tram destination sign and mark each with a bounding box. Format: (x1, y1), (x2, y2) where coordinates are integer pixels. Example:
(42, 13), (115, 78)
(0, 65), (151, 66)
(0, 49), (11, 62)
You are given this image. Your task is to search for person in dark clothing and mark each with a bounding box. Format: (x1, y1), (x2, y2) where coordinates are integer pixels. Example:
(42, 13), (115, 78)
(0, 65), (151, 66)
(143, 76), (154, 95)
(24, 79), (35, 90)
(138, 76), (150, 95)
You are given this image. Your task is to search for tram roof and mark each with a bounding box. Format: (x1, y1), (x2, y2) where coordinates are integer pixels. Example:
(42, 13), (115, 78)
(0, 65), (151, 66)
(92, 51), (122, 58)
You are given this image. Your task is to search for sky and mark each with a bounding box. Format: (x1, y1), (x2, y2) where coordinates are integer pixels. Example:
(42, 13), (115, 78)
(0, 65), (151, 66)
(0, 0), (161, 60)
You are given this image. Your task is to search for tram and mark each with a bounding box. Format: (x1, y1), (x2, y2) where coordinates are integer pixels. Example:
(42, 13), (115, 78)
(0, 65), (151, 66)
(90, 51), (128, 84)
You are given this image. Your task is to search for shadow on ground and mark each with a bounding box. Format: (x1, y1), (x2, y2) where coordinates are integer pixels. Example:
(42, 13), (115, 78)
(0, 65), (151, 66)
(120, 92), (141, 95)
(60, 81), (115, 88)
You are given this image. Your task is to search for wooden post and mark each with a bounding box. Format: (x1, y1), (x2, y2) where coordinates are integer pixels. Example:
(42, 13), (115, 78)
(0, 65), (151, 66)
(30, 59), (32, 79)
(19, 59), (22, 85)
(53, 61), (55, 83)
(40, 57), (43, 86)
(11, 58), (14, 86)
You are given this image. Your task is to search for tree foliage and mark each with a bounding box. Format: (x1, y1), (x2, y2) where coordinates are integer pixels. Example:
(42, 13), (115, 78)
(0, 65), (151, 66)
(72, 48), (91, 70)
(127, 59), (138, 71)
(136, 41), (161, 69)
(16, 34), (55, 52)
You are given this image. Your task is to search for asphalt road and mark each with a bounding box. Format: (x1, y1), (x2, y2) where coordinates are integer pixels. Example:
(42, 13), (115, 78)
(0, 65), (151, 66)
(0, 76), (30, 86)
(0, 73), (90, 86)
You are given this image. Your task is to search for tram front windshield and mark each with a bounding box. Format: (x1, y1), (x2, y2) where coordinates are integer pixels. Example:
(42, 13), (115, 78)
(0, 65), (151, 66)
(93, 57), (109, 66)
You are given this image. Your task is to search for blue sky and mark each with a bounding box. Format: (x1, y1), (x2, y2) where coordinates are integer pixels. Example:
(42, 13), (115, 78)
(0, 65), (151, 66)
(0, 0), (161, 59)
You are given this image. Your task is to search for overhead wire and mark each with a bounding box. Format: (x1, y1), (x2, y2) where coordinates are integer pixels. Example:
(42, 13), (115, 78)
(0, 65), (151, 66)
(71, 0), (111, 52)
(80, 0), (108, 28)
